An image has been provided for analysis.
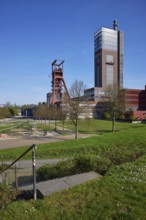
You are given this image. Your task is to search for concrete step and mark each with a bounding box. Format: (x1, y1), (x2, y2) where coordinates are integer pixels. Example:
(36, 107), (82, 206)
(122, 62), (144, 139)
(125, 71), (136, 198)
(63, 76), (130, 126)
(19, 171), (101, 197)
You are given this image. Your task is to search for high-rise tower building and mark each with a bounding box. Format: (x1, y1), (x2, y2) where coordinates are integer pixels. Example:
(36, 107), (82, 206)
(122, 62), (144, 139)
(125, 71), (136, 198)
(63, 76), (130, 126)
(94, 20), (124, 88)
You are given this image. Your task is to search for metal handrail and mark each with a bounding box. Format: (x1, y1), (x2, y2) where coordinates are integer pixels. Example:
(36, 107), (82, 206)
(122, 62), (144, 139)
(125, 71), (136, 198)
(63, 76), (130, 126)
(0, 144), (35, 175)
(0, 144), (37, 200)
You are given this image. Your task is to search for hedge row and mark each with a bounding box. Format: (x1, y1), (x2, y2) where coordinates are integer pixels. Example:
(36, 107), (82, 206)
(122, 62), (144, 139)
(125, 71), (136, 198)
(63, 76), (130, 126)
(37, 138), (146, 181)
(37, 155), (111, 181)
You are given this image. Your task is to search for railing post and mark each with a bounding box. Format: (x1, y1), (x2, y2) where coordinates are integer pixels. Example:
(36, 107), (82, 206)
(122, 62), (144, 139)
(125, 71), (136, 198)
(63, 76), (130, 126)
(0, 174), (2, 184)
(32, 144), (37, 200)
(5, 172), (8, 185)
(15, 164), (18, 190)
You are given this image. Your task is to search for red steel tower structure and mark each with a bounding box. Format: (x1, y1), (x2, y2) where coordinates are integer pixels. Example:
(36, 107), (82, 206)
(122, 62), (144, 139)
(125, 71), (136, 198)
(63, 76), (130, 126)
(50, 60), (70, 106)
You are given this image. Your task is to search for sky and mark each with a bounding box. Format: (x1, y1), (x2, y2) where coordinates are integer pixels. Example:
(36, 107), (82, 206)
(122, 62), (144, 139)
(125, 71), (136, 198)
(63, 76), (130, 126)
(0, 0), (146, 105)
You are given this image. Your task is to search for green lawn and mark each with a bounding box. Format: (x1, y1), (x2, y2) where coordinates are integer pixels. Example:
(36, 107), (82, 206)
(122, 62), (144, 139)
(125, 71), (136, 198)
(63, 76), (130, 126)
(0, 120), (33, 134)
(0, 122), (146, 161)
(59, 119), (139, 133)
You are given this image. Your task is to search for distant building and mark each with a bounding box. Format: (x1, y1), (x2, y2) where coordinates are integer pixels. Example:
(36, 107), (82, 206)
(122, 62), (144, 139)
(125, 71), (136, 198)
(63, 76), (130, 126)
(124, 86), (146, 117)
(21, 106), (36, 117)
(94, 20), (124, 89)
(85, 20), (124, 106)
(46, 92), (52, 106)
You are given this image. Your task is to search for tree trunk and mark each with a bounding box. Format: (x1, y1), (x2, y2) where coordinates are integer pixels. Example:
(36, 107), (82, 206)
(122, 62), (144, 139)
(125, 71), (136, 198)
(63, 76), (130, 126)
(49, 120), (50, 130)
(112, 112), (115, 132)
(75, 121), (78, 139)
(62, 121), (64, 133)
(55, 119), (57, 131)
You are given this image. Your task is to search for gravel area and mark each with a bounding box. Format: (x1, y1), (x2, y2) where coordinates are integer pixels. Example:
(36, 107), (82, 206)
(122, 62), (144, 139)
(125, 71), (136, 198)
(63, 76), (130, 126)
(0, 133), (94, 150)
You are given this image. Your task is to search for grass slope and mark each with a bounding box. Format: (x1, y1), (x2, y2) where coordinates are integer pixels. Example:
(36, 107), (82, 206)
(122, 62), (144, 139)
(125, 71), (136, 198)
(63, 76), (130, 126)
(0, 123), (146, 161)
(1, 156), (146, 219)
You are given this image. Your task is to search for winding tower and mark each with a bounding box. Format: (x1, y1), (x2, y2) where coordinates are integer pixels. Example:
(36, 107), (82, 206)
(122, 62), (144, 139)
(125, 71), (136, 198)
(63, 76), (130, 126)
(50, 60), (70, 106)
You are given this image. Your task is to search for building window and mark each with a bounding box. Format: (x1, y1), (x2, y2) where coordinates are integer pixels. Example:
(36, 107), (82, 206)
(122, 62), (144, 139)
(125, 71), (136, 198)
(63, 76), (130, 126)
(106, 65), (113, 86)
(106, 55), (113, 63)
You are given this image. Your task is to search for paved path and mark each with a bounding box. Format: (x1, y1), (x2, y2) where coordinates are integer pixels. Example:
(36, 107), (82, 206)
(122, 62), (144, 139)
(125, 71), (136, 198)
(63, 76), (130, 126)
(3, 158), (68, 170)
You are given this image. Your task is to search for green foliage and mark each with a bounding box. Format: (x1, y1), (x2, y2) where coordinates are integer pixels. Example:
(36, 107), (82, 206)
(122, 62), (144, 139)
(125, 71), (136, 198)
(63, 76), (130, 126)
(8, 107), (18, 116)
(37, 159), (75, 181)
(0, 184), (18, 209)
(37, 152), (131, 181)
(129, 115), (134, 121)
(0, 107), (11, 119)
(73, 155), (97, 172)
(37, 155), (108, 181)
(36, 124), (51, 131)
(37, 138), (146, 181)
(103, 112), (111, 119)
(118, 114), (125, 120)
(0, 106), (18, 119)
(73, 155), (110, 174)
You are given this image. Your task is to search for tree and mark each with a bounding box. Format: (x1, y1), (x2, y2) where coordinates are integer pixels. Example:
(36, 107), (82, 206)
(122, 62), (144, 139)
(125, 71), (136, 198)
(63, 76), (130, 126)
(9, 106), (18, 116)
(46, 105), (56, 130)
(59, 108), (68, 133)
(33, 104), (48, 124)
(103, 85), (125, 132)
(0, 102), (18, 118)
(0, 107), (10, 119)
(67, 80), (87, 139)
(47, 105), (61, 131)
(52, 107), (60, 131)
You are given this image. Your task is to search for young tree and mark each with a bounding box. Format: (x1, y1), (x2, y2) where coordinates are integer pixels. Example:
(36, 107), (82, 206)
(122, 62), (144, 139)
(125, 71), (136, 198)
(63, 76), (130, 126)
(33, 104), (48, 124)
(67, 80), (87, 139)
(56, 108), (68, 133)
(103, 85), (125, 132)
(0, 107), (10, 119)
(52, 107), (60, 131)
(47, 105), (60, 131)
(9, 106), (18, 116)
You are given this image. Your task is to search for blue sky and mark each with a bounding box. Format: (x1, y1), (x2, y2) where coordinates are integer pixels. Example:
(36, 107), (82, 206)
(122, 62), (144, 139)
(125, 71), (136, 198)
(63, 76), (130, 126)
(0, 0), (146, 105)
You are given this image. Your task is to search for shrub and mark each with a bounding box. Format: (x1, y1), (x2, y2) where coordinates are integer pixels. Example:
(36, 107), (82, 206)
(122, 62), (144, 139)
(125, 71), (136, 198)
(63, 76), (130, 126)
(73, 155), (97, 172)
(37, 155), (111, 181)
(129, 115), (134, 121)
(37, 159), (75, 181)
(118, 114), (125, 120)
(0, 184), (18, 209)
(103, 112), (111, 119)
(95, 156), (111, 174)
(73, 154), (110, 174)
